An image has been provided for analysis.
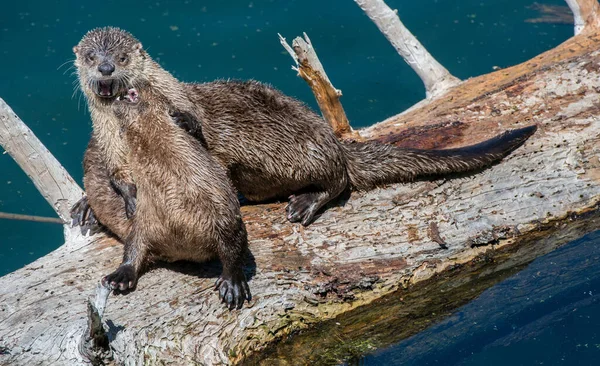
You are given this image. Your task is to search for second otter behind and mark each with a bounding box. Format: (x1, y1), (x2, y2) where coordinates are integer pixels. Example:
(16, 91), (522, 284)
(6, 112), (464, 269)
(106, 87), (251, 310)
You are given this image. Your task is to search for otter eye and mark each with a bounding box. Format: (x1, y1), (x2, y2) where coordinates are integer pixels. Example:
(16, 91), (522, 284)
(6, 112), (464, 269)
(119, 55), (128, 64)
(86, 53), (95, 63)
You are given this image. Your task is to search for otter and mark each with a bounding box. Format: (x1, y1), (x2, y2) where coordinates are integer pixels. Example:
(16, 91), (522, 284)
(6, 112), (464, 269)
(71, 27), (536, 234)
(106, 86), (251, 309)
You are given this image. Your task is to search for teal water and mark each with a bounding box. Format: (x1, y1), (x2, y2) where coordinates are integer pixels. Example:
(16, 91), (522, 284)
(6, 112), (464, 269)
(355, 230), (600, 366)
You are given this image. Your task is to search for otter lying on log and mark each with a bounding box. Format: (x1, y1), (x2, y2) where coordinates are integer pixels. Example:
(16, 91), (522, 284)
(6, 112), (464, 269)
(71, 27), (536, 234)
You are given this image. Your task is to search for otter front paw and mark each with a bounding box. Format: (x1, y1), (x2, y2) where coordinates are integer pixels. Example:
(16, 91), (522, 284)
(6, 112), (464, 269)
(70, 196), (102, 234)
(109, 179), (137, 219)
(170, 111), (196, 133)
(102, 264), (137, 292)
(124, 195), (137, 219)
(215, 270), (251, 310)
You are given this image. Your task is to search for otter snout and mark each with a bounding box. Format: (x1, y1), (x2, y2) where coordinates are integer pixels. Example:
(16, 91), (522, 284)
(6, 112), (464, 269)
(98, 62), (115, 76)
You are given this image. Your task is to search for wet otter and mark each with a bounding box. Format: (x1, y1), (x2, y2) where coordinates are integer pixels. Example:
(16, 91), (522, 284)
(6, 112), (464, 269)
(71, 27), (536, 233)
(105, 87), (251, 309)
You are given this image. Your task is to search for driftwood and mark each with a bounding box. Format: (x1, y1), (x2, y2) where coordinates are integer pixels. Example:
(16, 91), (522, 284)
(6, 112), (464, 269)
(1, 3), (600, 364)
(566, 0), (600, 34)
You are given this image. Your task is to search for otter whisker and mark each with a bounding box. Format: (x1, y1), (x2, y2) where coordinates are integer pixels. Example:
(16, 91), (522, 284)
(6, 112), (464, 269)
(57, 59), (75, 71)
(63, 65), (77, 76)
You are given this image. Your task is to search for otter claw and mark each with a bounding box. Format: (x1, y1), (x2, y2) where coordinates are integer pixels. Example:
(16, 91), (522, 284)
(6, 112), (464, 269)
(215, 271), (251, 310)
(70, 196), (102, 235)
(102, 264), (137, 293)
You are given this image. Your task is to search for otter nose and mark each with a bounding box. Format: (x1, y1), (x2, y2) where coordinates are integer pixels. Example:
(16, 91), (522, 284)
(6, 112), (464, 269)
(98, 62), (115, 76)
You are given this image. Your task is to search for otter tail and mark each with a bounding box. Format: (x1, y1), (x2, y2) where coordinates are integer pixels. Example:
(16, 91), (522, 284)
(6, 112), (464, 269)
(344, 125), (537, 191)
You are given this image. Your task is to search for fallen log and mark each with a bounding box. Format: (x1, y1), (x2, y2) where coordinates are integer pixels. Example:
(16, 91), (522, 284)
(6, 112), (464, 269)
(1, 20), (600, 366)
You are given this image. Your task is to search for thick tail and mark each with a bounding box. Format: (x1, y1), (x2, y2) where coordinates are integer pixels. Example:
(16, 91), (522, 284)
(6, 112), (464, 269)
(344, 125), (537, 191)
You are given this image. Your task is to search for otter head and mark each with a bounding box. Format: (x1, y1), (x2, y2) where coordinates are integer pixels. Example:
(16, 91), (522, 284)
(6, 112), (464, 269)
(73, 27), (147, 102)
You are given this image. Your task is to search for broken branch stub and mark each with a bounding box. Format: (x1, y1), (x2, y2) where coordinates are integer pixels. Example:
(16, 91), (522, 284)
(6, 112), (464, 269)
(79, 284), (112, 365)
(354, 0), (460, 98)
(279, 33), (361, 140)
(0, 98), (84, 222)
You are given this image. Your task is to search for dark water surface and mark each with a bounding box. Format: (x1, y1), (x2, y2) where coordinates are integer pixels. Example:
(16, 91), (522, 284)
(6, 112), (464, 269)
(356, 230), (600, 366)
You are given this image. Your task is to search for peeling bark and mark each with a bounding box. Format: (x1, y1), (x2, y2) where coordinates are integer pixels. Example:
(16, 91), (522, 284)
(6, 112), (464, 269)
(0, 29), (600, 366)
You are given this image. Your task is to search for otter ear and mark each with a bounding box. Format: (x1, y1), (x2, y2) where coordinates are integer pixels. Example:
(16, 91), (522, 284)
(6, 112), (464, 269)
(73, 46), (79, 54)
(134, 43), (143, 53)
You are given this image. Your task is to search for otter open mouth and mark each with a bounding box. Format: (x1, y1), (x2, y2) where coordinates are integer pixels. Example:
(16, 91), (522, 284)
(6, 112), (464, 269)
(95, 79), (117, 98)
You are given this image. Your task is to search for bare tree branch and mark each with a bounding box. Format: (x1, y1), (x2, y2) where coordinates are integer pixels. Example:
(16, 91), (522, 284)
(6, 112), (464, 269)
(354, 0), (461, 98)
(0, 98), (83, 223)
(566, 0), (600, 34)
(0, 211), (63, 224)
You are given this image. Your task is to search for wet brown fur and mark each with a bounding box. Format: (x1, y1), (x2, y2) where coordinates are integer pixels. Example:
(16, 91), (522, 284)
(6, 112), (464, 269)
(73, 27), (536, 230)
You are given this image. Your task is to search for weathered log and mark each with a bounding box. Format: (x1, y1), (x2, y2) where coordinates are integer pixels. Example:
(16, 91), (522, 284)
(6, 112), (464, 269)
(1, 29), (600, 366)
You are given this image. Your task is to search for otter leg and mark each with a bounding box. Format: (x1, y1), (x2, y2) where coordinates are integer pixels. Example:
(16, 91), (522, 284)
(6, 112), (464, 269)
(82, 138), (132, 240)
(214, 225), (251, 310)
(110, 177), (137, 219)
(102, 225), (147, 292)
(286, 179), (347, 226)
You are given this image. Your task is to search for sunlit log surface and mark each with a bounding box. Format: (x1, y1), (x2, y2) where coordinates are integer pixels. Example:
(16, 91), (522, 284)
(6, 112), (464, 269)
(0, 29), (600, 365)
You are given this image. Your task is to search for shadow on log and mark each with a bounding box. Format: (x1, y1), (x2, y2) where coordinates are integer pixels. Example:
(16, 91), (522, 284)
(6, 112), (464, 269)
(1, 20), (600, 366)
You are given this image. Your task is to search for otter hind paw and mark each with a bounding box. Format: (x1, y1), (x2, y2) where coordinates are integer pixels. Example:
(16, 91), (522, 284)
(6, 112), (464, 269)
(286, 193), (320, 226)
(170, 111), (197, 133)
(102, 264), (137, 292)
(214, 271), (251, 310)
